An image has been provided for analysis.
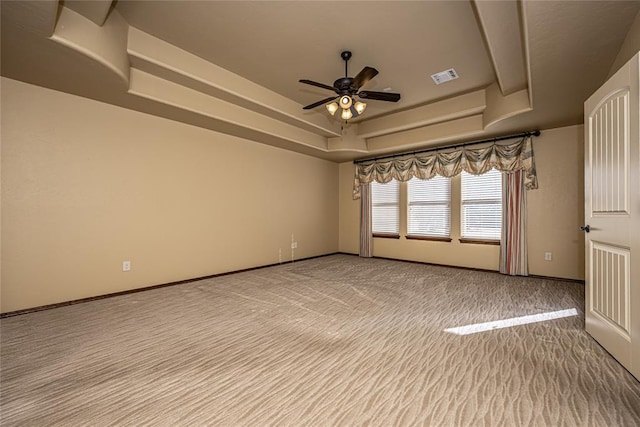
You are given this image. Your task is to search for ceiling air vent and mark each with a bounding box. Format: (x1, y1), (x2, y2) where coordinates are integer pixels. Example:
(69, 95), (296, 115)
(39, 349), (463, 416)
(431, 68), (459, 85)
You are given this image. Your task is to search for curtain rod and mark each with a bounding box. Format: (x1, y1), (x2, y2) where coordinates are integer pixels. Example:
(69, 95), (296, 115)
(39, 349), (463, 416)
(353, 130), (541, 164)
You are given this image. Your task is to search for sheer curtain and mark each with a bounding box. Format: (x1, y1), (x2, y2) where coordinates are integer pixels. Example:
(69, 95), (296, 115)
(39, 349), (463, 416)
(359, 183), (373, 258)
(500, 170), (528, 276)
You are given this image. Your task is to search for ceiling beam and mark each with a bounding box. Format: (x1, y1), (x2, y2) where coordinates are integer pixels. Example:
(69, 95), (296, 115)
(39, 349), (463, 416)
(472, 0), (528, 96)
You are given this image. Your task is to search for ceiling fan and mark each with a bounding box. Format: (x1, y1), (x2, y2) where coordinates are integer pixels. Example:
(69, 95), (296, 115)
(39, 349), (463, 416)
(299, 51), (401, 120)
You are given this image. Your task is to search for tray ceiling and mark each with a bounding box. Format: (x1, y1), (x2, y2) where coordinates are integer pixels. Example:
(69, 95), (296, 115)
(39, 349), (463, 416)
(2, 1), (638, 161)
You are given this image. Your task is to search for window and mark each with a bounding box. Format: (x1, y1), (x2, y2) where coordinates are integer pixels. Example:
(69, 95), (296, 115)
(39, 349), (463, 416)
(461, 169), (502, 240)
(407, 176), (451, 239)
(371, 180), (399, 236)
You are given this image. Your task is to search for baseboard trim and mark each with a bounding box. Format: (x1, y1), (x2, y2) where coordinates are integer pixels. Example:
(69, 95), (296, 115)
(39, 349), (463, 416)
(0, 252), (340, 319)
(528, 274), (585, 284)
(340, 253), (585, 284)
(370, 255), (499, 274)
(2, 252), (584, 318)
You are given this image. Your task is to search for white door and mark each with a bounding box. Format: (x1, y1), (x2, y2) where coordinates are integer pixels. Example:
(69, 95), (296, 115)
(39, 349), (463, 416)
(584, 52), (640, 381)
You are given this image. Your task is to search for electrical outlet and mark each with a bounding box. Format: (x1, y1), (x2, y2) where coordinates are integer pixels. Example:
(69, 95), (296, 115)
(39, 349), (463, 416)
(544, 252), (552, 261)
(122, 260), (131, 271)
(291, 242), (298, 249)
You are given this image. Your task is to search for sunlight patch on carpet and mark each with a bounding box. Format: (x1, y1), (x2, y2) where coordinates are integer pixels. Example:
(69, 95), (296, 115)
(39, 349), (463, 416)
(444, 308), (579, 335)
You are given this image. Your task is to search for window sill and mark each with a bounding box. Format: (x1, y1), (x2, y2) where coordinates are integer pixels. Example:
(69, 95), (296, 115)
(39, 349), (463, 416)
(373, 233), (401, 239)
(406, 235), (452, 242)
(459, 238), (500, 246)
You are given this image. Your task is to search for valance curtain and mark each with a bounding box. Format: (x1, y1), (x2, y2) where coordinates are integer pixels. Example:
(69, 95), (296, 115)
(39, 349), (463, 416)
(353, 136), (537, 199)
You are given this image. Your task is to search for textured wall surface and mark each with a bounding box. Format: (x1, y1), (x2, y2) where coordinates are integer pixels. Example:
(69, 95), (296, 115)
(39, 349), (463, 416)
(1, 78), (339, 312)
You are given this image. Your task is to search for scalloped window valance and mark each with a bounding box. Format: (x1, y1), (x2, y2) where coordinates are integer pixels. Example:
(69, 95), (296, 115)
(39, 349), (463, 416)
(353, 136), (537, 199)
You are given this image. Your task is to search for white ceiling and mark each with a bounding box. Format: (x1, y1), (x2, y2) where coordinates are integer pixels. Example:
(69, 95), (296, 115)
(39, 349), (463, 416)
(2, 1), (639, 161)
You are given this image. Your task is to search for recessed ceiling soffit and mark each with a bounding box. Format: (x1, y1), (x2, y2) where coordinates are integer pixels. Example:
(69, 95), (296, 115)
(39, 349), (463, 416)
(3, 0), (536, 162)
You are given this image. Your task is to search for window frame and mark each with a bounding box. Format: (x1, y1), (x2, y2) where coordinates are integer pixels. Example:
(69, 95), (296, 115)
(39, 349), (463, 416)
(370, 179), (400, 238)
(460, 169), (503, 243)
(406, 176), (452, 241)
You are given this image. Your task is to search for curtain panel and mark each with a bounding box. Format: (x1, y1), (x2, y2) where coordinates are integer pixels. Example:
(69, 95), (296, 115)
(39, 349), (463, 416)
(500, 170), (528, 276)
(359, 183), (373, 257)
(353, 136), (537, 199)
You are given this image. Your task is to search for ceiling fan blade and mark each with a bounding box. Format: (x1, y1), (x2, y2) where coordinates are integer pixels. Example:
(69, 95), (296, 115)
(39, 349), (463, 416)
(358, 91), (401, 102)
(351, 67), (379, 89)
(303, 96), (339, 110)
(299, 79), (337, 92)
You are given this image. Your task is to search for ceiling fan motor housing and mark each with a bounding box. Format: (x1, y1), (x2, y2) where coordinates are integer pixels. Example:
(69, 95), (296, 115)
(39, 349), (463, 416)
(334, 77), (356, 94)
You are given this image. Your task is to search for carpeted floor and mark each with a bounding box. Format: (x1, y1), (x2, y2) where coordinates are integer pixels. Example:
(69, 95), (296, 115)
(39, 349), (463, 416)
(1, 254), (639, 426)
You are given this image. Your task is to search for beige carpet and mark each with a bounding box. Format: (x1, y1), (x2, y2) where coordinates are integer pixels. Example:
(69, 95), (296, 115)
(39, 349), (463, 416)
(1, 254), (639, 426)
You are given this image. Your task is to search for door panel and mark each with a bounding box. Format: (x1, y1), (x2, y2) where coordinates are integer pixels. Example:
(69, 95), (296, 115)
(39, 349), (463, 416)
(585, 52), (639, 381)
(590, 90), (629, 214)
(591, 243), (630, 337)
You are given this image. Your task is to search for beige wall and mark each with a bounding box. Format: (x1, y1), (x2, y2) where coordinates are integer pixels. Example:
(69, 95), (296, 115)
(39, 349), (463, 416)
(609, 9), (640, 77)
(339, 125), (585, 280)
(0, 76), (586, 313)
(527, 125), (584, 280)
(1, 78), (339, 313)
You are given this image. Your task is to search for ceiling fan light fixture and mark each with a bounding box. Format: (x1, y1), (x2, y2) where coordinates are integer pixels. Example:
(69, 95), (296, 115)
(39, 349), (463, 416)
(325, 102), (339, 116)
(339, 95), (353, 109)
(299, 51), (400, 121)
(354, 101), (367, 114)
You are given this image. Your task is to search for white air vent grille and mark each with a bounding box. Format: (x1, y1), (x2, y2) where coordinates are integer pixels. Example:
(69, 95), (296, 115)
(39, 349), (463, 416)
(431, 68), (459, 85)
